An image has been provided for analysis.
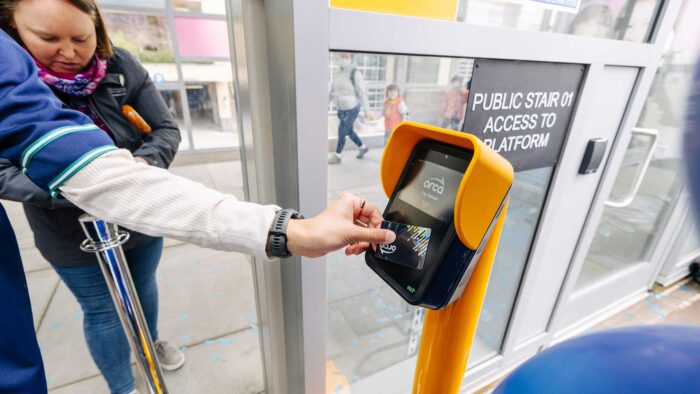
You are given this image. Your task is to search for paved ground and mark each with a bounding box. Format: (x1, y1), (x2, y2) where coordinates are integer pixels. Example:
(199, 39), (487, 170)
(7, 149), (700, 394)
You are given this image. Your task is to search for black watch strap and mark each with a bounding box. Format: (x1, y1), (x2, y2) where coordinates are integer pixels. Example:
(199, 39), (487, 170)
(268, 208), (304, 258)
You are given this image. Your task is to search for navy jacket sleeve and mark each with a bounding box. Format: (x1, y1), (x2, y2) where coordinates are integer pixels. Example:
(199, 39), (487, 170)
(0, 30), (116, 198)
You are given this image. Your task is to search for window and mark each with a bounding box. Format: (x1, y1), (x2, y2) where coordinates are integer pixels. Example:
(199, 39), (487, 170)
(457, 0), (663, 43)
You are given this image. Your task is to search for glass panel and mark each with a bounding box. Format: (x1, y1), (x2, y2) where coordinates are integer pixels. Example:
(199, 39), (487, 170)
(157, 88), (191, 150)
(174, 17), (231, 58)
(16, 4), (264, 393)
(326, 52), (559, 389)
(182, 63), (239, 150)
(680, 220), (700, 258)
(574, 0), (700, 291)
(457, 0), (663, 43)
(173, 0), (226, 14)
(99, 0), (166, 9)
(103, 12), (175, 63)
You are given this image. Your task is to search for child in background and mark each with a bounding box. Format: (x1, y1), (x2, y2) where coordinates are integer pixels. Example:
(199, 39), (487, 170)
(440, 75), (468, 130)
(383, 84), (409, 143)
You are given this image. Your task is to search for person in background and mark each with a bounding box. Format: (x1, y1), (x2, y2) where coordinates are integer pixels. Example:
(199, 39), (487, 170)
(329, 52), (375, 165)
(3, 0), (169, 392)
(383, 84), (409, 143)
(568, 2), (614, 38)
(440, 75), (468, 131)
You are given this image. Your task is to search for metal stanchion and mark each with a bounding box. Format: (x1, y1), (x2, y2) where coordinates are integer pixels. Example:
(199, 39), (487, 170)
(79, 214), (168, 394)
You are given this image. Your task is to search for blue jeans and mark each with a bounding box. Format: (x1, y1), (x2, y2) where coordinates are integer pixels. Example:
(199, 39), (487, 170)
(54, 237), (163, 394)
(336, 104), (364, 154)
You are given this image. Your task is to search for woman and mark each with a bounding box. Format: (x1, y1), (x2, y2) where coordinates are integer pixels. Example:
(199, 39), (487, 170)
(0, 1), (183, 393)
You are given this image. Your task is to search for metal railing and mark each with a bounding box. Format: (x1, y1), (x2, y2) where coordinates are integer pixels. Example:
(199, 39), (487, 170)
(79, 215), (168, 394)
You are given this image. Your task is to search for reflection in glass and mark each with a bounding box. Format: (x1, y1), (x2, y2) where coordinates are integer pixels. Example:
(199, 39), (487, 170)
(186, 83), (237, 149)
(174, 17), (230, 58)
(574, 0), (700, 291)
(457, 0), (662, 43)
(103, 12), (174, 63)
(679, 220), (700, 258)
(472, 167), (552, 365)
(182, 63), (238, 150)
(172, 0), (226, 14)
(98, 0), (166, 9)
(326, 52), (557, 389)
(158, 89), (190, 150)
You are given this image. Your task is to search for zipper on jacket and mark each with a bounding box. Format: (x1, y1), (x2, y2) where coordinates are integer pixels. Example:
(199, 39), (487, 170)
(87, 96), (116, 139)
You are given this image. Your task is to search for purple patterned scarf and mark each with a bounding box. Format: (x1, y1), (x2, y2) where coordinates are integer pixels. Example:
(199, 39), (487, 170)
(35, 55), (107, 97)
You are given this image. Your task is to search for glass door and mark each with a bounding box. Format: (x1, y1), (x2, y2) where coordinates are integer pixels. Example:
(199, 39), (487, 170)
(657, 202), (700, 286)
(551, 0), (700, 335)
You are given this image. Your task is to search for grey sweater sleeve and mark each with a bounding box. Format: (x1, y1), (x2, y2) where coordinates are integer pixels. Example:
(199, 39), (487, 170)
(0, 159), (73, 209)
(351, 69), (370, 116)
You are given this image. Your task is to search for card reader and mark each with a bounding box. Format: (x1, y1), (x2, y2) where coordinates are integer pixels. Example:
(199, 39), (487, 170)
(366, 122), (513, 309)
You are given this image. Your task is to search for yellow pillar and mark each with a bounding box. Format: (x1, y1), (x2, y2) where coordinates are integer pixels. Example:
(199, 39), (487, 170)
(413, 199), (509, 394)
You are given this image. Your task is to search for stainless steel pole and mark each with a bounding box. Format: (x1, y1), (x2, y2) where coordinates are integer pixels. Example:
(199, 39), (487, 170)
(79, 214), (168, 394)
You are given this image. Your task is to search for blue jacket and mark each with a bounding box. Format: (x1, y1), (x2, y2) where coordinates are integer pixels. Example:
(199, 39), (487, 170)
(0, 47), (181, 268)
(0, 29), (115, 393)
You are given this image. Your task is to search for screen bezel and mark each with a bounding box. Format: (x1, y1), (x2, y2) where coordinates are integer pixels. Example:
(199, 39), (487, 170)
(366, 139), (473, 303)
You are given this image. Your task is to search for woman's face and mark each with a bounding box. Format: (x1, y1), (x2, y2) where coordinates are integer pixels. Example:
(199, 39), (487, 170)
(12, 0), (97, 74)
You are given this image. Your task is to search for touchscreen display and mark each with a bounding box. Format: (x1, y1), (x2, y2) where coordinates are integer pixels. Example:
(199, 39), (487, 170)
(394, 159), (465, 223)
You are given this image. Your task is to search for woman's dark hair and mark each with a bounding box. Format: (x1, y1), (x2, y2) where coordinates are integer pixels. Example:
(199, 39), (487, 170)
(0, 0), (113, 59)
(386, 84), (400, 98)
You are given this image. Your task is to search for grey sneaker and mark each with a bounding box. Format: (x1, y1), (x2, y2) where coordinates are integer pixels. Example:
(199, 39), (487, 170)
(328, 154), (341, 164)
(357, 146), (369, 159)
(155, 339), (186, 371)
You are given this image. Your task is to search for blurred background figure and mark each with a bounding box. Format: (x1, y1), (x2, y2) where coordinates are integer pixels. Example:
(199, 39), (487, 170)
(329, 52), (374, 165)
(383, 84), (409, 143)
(568, 2), (614, 38)
(440, 75), (468, 130)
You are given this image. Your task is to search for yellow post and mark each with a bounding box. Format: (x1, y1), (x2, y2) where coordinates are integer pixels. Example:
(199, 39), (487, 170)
(413, 199), (509, 394)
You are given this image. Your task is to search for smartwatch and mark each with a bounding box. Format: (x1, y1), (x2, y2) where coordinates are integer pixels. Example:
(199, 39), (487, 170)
(267, 208), (304, 258)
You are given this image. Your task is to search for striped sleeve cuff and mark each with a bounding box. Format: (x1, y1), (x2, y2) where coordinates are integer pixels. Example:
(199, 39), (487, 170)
(21, 124), (116, 197)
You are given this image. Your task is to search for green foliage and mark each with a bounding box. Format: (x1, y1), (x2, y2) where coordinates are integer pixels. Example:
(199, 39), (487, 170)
(139, 51), (175, 64)
(110, 30), (174, 64)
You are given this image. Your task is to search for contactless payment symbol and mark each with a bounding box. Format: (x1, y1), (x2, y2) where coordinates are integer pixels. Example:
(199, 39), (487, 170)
(376, 221), (431, 270)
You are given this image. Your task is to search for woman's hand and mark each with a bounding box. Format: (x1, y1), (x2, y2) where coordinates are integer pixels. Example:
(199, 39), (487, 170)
(286, 193), (396, 258)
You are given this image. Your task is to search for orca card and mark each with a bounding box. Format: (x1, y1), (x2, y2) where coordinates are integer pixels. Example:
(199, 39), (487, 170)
(375, 221), (431, 270)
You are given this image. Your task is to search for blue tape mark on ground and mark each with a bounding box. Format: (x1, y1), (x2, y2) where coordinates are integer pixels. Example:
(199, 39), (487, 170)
(644, 299), (667, 319)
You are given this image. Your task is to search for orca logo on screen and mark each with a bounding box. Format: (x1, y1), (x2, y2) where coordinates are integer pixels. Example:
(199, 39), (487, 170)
(422, 177), (444, 201)
(379, 244), (397, 255)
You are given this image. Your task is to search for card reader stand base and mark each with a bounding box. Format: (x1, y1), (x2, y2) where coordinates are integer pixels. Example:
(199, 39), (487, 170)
(413, 200), (509, 394)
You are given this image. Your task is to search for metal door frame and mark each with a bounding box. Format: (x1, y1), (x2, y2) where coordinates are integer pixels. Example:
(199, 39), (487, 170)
(235, 0), (688, 392)
(546, 0), (687, 341)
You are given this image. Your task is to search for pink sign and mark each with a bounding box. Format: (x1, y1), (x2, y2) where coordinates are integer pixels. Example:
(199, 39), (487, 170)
(174, 17), (230, 58)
